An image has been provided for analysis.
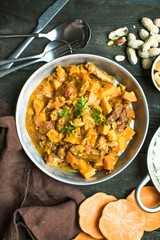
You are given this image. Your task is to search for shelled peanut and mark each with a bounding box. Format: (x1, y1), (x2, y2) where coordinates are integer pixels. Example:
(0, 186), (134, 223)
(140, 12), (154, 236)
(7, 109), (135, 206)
(107, 17), (160, 70)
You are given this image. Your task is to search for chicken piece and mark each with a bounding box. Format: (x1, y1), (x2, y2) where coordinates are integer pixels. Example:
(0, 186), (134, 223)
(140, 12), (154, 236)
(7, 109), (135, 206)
(57, 147), (67, 160)
(85, 62), (115, 84)
(39, 121), (53, 134)
(107, 102), (123, 122)
(69, 145), (85, 157)
(118, 106), (134, 125)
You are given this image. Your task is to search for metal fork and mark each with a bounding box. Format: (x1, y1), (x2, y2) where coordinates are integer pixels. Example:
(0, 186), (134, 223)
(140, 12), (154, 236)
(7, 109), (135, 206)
(0, 40), (80, 79)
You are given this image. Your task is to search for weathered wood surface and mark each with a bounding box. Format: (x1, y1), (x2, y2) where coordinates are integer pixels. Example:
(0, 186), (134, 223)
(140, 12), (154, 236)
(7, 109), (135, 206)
(0, 0), (160, 239)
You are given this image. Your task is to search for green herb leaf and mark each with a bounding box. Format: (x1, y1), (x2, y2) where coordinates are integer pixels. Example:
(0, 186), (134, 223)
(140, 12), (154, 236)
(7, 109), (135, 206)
(63, 108), (69, 117)
(93, 108), (101, 115)
(101, 118), (108, 126)
(79, 96), (86, 106)
(57, 112), (63, 117)
(92, 108), (102, 124)
(74, 96), (89, 118)
(74, 110), (81, 118)
(61, 128), (67, 134)
(83, 102), (89, 110)
(69, 120), (75, 126)
(57, 108), (69, 118)
(61, 123), (76, 137)
(70, 128), (76, 135)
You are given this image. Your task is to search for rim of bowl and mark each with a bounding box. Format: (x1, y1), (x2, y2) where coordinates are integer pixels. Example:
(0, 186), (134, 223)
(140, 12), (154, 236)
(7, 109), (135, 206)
(151, 55), (160, 91)
(15, 53), (149, 185)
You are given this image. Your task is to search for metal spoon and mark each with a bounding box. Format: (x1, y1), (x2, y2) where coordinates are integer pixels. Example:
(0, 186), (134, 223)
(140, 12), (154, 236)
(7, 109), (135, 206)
(0, 19), (91, 48)
(0, 40), (79, 79)
(0, 40), (74, 66)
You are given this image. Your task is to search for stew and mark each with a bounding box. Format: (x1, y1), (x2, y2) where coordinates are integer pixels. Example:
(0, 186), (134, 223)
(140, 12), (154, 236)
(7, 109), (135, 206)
(26, 62), (137, 179)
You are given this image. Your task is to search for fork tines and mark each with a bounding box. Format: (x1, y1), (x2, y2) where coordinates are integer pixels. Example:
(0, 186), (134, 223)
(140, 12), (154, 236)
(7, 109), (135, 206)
(54, 40), (80, 57)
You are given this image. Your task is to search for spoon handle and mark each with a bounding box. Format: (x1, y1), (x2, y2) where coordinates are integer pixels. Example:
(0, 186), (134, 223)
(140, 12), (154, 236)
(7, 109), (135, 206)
(0, 53), (42, 66)
(0, 28), (40, 71)
(0, 33), (39, 38)
(0, 58), (42, 78)
(0, 54), (43, 66)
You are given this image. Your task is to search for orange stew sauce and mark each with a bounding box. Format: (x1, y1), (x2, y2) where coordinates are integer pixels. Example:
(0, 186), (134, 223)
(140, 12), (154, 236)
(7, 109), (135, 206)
(26, 62), (137, 179)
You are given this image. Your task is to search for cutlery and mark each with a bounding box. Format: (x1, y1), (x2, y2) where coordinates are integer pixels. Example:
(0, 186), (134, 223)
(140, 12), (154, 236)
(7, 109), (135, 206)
(0, 41), (79, 79)
(0, 19), (90, 46)
(0, 40), (76, 66)
(0, 0), (69, 70)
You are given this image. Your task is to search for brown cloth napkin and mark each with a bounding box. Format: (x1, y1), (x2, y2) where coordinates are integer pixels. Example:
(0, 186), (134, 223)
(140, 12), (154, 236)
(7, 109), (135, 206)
(0, 100), (86, 240)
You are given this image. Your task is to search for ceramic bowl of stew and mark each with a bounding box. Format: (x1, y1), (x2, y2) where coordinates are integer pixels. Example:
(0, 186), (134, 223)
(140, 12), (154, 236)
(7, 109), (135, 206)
(16, 54), (149, 185)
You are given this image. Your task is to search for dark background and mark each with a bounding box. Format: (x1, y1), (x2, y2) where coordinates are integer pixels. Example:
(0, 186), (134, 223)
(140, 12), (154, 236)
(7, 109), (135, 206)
(0, 0), (160, 239)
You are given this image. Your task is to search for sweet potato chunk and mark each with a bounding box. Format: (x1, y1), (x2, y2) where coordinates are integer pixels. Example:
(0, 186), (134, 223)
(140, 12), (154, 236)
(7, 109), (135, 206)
(33, 98), (44, 114)
(116, 136), (127, 152)
(56, 66), (66, 81)
(122, 126), (135, 142)
(98, 83), (116, 99)
(64, 134), (82, 145)
(66, 151), (78, 165)
(41, 82), (53, 98)
(50, 79), (62, 90)
(101, 97), (112, 115)
(88, 79), (101, 93)
(34, 112), (46, 127)
(121, 91), (137, 102)
(103, 154), (119, 171)
(98, 124), (110, 135)
(79, 164), (95, 179)
(107, 129), (117, 141)
(46, 129), (61, 143)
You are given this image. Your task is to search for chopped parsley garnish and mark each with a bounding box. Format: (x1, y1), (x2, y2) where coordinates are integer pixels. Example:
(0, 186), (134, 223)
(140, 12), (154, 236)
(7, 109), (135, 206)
(92, 108), (101, 124)
(92, 108), (108, 126)
(61, 120), (84, 137)
(57, 108), (69, 118)
(61, 123), (75, 137)
(74, 96), (89, 118)
(101, 118), (108, 126)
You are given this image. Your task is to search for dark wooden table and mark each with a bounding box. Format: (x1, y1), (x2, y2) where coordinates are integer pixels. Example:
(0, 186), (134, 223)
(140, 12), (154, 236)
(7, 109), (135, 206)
(0, 0), (160, 239)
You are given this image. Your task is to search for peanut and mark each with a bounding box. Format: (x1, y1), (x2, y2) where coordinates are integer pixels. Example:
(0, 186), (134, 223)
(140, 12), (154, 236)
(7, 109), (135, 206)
(138, 48), (160, 58)
(141, 57), (155, 69)
(107, 40), (115, 46)
(154, 34), (160, 43)
(128, 39), (144, 49)
(108, 27), (128, 40)
(126, 47), (138, 65)
(141, 36), (158, 51)
(107, 37), (126, 46)
(153, 18), (160, 28)
(114, 37), (126, 45)
(115, 55), (125, 61)
(127, 33), (136, 41)
(141, 17), (159, 34)
(139, 29), (150, 41)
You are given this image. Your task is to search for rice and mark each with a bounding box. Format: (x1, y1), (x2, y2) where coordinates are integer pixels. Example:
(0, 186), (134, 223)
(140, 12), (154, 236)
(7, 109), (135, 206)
(152, 131), (160, 181)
